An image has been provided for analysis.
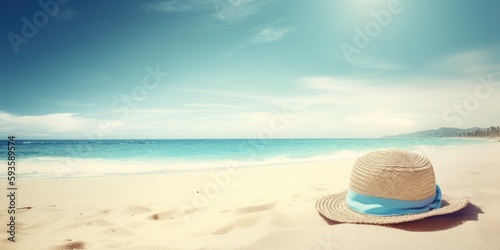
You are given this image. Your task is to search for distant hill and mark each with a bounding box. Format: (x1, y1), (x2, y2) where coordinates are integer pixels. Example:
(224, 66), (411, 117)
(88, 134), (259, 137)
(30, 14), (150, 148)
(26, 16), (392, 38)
(383, 127), (484, 138)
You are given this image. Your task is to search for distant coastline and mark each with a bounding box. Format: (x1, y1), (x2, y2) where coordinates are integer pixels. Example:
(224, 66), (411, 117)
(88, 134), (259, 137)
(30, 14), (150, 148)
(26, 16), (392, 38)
(384, 126), (500, 140)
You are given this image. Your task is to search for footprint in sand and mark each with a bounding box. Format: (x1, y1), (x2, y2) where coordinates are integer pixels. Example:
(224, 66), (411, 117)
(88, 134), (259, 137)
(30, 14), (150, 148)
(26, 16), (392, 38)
(102, 227), (134, 236)
(56, 241), (86, 250)
(212, 202), (276, 235)
(213, 214), (261, 235)
(147, 209), (183, 221)
(147, 206), (203, 221)
(85, 219), (113, 226)
(234, 202), (276, 215)
(122, 205), (152, 215)
(66, 218), (113, 229)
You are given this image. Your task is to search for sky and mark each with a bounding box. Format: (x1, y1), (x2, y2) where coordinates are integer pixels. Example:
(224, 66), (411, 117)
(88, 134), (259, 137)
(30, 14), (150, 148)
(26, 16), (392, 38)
(1, 0), (500, 139)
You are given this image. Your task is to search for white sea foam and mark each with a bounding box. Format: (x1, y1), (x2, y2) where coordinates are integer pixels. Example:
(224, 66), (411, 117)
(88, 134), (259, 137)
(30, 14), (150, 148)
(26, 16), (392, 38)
(0, 150), (369, 179)
(1, 140), (487, 179)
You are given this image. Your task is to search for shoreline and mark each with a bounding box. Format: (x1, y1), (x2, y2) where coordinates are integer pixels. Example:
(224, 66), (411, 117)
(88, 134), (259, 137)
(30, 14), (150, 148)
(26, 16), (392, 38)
(448, 136), (500, 142)
(0, 139), (494, 181)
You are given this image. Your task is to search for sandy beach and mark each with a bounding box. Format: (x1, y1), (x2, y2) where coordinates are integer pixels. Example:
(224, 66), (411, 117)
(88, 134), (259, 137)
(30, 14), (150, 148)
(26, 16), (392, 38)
(1, 142), (500, 250)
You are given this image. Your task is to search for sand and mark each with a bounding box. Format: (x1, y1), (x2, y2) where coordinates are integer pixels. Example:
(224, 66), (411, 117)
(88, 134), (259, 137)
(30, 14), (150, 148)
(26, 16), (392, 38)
(1, 143), (500, 249)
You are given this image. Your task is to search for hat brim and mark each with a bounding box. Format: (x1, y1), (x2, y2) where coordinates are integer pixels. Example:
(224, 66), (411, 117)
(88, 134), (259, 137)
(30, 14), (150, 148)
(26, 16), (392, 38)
(316, 191), (470, 225)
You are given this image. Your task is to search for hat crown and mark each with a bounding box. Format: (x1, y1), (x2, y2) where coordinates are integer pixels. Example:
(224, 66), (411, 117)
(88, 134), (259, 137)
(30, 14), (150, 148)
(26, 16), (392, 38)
(349, 150), (436, 201)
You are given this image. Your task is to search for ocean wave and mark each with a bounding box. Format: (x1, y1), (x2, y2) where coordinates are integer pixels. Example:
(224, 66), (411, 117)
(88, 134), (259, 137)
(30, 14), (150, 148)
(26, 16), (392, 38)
(0, 138), (489, 179)
(0, 150), (369, 179)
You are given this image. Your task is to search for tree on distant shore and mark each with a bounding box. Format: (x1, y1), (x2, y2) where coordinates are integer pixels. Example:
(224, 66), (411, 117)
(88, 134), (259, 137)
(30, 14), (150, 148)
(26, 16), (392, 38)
(457, 126), (500, 138)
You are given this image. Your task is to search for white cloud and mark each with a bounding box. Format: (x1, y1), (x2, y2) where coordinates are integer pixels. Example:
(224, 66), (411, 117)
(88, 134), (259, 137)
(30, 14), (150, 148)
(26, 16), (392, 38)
(344, 111), (415, 127)
(223, 25), (291, 56)
(251, 27), (290, 43)
(143, 0), (262, 22)
(3, 70), (499, 139)
(299, 76), (370, 92)
(155, 78), (428, 137)
(0, 112), (100, 138)
(434, 48), (500, 76)
(107, 74), (500, 138)
(212, 0), (260, 22)
(294, 75), (500, 136)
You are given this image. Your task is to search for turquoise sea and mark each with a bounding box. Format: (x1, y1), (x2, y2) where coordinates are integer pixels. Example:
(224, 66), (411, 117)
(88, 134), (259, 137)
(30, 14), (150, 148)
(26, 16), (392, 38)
(0, 138), (487, 179)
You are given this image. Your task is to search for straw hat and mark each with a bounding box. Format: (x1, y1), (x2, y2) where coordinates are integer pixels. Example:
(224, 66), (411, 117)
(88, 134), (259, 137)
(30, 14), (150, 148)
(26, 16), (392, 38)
(316, 149), (469, 224)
